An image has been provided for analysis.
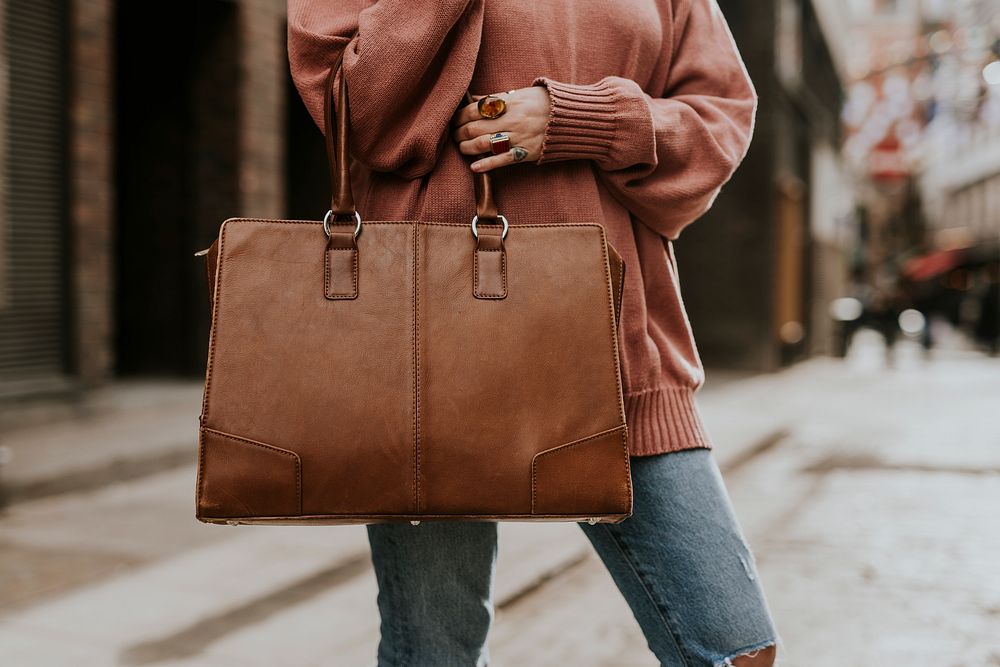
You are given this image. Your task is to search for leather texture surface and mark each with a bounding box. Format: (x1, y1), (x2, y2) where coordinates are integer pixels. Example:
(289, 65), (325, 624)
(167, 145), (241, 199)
(532, 425), (630, 515)
(198, 427), (301, 518)
(195, 40), (631, 525)
(196, 217), (631, 524)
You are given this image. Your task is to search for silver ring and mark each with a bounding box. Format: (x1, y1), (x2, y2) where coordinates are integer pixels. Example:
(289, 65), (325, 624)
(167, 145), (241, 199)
(323, 210), (362, 238)
(471, 213), (509, 240)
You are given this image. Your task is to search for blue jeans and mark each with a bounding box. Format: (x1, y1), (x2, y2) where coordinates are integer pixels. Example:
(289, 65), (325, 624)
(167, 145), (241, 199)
(366, 447), (781, 666)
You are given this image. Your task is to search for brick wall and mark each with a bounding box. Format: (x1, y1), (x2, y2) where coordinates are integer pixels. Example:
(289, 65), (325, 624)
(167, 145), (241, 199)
(60, 0), (290, 388)
(68, 0), (115, 386)
(238, 0), (287, 218)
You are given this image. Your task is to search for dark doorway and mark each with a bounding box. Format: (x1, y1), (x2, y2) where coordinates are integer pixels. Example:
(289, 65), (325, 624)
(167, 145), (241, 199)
(114, 0), (239, 376)
(285, 49), (329, 221)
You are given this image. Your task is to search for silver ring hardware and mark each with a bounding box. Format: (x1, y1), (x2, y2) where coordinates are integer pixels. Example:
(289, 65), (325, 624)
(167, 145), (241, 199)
(323, 209), (362, 239)
(471, 213), (509, 240)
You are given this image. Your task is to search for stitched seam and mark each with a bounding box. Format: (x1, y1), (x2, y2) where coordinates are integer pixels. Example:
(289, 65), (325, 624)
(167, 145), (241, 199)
(201, 427), (303, 515)
(615, 251), (625, 328)
(324, 246), (358, 300)
(412, 223), (420, 512)
(597, 228), (633, 501)
(533, 424), (629, 462)
(531, 424), (628, 513)
(619, 427), (632, 509)
(474, 246), (506, 298)
(196, 427), (208, 514)
(203, 512), (631, 522)
(199, 222), (230, 426)
(350, 247), (359, 299)
(600, 523), (695, 666)
(598, 227), (627, 429)
(217, 217), (609, 230)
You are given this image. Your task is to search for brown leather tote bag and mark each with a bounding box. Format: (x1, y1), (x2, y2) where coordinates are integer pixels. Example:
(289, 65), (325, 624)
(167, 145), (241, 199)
(193, 53), (633, 525)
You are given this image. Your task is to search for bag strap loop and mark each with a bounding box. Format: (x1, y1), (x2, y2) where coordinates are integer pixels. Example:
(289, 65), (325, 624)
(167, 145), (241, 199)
(322, 46), (500, 225)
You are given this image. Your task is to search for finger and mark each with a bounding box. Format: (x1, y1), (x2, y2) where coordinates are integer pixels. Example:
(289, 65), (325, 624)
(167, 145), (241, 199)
(456, 130), (519, 157)
(453, 118), (500, 145)
(470, 150), (514, 173)
(470, 143), (533, 173)
(451, 99), (477, 127)
(452, 97), (487, 127)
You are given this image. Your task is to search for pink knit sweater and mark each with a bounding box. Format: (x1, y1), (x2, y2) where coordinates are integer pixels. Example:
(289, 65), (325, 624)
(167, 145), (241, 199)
(287, 0), (758, 457)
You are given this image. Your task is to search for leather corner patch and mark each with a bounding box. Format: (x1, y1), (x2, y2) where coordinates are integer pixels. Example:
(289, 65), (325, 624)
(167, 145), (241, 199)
(531, 425), (631, 516)
(197, 427), (302, 519)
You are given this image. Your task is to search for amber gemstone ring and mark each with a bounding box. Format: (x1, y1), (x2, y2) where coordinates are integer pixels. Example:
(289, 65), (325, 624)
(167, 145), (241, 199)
(488, 132), (512, 155)
(478, 94), (508, 119)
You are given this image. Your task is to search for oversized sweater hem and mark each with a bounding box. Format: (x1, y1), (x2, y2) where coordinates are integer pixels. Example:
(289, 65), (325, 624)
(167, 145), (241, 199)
(623, 384), (713, 457)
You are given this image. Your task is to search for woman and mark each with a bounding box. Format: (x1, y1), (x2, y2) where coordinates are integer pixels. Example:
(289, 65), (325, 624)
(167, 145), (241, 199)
(287, 1), (780, 665)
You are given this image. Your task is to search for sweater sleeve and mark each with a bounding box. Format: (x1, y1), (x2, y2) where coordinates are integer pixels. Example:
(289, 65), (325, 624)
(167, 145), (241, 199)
(287, 0), (484, 179)
(529, 0), (758, 240)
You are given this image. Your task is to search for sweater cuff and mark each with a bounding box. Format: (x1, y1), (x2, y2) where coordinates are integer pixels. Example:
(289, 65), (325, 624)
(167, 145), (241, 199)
(530, 75), (656, 170)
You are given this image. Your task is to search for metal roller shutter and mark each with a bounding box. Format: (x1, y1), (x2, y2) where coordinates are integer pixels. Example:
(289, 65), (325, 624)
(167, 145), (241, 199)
(0, 0), (69, 388)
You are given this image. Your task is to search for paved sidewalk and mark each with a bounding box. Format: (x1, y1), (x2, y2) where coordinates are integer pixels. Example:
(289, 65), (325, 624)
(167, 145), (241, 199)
(0, 368), (787, 507)
(489, 335), (1000, 666)
(5, 337), (996, 665)
(0, 363), (797, 666)
(0, 380), (202, 504)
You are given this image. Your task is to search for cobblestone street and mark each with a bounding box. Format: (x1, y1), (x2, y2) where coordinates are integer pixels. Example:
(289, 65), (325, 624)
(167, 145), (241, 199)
(1, 335), (999, 666)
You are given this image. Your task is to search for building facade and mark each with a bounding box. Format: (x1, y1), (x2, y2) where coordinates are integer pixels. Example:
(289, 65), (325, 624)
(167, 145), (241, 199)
(673, 0), (851, 370)
(918, 0), (1000, 248)
(0, 0), (314, 408)
(0, 0), (851, 412)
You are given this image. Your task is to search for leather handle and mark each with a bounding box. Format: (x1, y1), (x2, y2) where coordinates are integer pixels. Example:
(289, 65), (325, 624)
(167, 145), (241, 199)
(324, 51), (355, 217)
(462, 89), (499, 221)
(323, 49), (500, 221)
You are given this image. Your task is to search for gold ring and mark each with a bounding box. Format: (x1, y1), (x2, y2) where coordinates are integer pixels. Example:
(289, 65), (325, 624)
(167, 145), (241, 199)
(478, 94), (508, 119)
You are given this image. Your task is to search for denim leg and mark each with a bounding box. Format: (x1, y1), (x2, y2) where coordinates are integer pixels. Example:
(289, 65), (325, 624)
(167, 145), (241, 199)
(580, 448), (781, 667)
(366, 520), (498, 667)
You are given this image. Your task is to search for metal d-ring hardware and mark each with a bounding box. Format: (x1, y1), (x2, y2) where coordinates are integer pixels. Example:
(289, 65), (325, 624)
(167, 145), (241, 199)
(586, 518), (599, 525)
(471, 213), (509, 240)
(323, 209), (362, 238)
(410, 520), (421, 526)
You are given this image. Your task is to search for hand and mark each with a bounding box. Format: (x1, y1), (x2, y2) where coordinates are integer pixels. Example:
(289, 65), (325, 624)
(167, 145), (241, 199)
(450, 86), (551, 173)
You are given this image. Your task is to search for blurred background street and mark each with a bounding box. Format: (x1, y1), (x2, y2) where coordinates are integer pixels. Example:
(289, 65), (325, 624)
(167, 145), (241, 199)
(1, 333), (999, 666)
(2, 0), (1000, 665)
